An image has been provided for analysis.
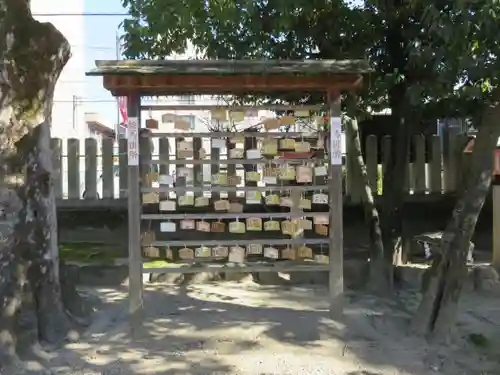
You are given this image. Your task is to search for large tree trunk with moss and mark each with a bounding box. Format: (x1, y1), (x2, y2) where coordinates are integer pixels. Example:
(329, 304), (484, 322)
(344, 118), (386, 289)
(20, 121), (73, 344)
(0, 191), (25, 370)
(379, 113), (411, 287)
(411, 93), (500, 342)
(375, 3), (412, 290)
(0, 0), (71, 370)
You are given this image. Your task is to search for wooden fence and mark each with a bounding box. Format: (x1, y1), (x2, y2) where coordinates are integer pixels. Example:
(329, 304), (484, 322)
(51, 133), (466, 204)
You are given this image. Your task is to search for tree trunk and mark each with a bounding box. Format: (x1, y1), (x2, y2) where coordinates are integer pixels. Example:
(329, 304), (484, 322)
(0, 189), (26, 370)
(378, 114), (410, 290)
(411, 93), (500, 342)
(379, 2), (412, 291)
(0, 0), (71, 368)
(19, 122), (72, 344)
(344, 118), (387, 290)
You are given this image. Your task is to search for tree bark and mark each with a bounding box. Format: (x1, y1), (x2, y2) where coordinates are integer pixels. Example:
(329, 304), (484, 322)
(19, 122), (72, 344)
(0, 0), (71, 367)
(411, 92), (500, 342)
(344, 118), (387, 290)
(379, 111), (413, 284)
(377, 0), (412, 291)
(0, 189), (26, 370)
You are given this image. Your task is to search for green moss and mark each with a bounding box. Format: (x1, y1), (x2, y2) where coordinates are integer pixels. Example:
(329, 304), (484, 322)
(59, 242), (175, 268)
(59, 242), (124, 265)
(4, 6), (70, 125)
(143, 260), (176, 269)
(468, 333), (489, 348)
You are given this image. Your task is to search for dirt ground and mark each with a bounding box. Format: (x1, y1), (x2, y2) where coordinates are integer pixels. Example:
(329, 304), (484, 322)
(16, 279), (500, 375)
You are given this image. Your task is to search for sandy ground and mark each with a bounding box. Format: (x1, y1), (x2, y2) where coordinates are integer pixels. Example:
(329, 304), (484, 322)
(23, 281), (500, 375)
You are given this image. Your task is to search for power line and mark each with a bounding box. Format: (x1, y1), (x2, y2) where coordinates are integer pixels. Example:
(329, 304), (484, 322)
(72, 46), (116, 51)
(32, 13), (128, 17)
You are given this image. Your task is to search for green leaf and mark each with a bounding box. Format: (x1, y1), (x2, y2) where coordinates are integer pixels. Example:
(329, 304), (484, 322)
(120, 0), (500, 119)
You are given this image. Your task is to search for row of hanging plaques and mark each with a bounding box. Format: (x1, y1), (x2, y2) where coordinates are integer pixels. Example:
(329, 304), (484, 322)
(154, 217), (329, 236)
(142, 191), (329, 207)
(146, 113), (318, 130)
(143, 243), (329, 264)
(175, 137), (323, 159)
(144, 164), (328, 188)
(208, 112), (319, 124)
(156, 113), (324, 131)
(211, 165), (325, 184)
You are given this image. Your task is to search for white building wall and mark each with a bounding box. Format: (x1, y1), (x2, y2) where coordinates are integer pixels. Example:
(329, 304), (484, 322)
(31, 0), (86, 140)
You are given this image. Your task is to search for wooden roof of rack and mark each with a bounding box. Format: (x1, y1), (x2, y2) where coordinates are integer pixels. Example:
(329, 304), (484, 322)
(86, 59), (372, 96)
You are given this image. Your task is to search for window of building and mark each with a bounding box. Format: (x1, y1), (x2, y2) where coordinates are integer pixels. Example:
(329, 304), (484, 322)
(177, 115), (196, 130)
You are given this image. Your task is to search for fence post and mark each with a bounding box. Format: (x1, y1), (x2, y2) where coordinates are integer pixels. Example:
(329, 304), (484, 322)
(226, 138), (237, 201)
(193, 137), (203, 196)
(413, 135), (426, 194)
(405, 136), (412, 194)
(67, 138), (80, 199)
(381, 136), (391, 196)
(210, 138), (221, 201)
(244, 132), (258, 191)
(102, 138), (114, 199)
(50, 138), (63, 199)
(365, 135), (378, 195)
(175, 137), (187, 196)
(84, 138), (98, 199)
(345, 125), (362, 203)
(429, 135), (442, 194)
(443, 125), (461, 193)
(158, 136), (170, 200)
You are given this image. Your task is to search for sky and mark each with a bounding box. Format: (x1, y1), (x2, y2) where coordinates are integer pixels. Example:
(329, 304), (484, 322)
(83, 0), (128, 125)
(80, 0), (366, 126)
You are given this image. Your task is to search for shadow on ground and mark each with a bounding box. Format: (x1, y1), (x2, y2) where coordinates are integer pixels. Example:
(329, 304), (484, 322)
(29, 283), (500, 375)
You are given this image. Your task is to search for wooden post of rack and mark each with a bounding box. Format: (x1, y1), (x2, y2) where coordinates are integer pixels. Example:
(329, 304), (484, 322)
(126, 93), (143, 336)
(328, 91), (344, 318)
(193, 136), (203, 197)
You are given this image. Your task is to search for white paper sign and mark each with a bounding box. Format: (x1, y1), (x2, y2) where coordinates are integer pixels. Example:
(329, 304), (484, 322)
(160, 222), (176, 232)
(330, 116), (342, 165)
(127, 117), (139, 165)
